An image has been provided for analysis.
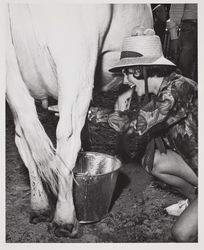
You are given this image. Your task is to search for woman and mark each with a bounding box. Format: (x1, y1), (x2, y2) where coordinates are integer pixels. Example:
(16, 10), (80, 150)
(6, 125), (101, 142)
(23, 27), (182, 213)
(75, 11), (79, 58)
(89, 28), (198, 242)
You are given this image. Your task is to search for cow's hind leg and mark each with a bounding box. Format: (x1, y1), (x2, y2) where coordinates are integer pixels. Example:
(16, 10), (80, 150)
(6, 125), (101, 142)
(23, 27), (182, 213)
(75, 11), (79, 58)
(6, 36), (56, 224)
(52, 96), (80, 237)
(6, 99), (53, 224)
(15, 123), (52, 223)
(52, 78), (93, 238)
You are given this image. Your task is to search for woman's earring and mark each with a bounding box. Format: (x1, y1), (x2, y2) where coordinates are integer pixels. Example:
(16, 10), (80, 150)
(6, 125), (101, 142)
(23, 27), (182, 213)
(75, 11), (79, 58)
(133, 69), (140, 78)
(122, 69), (126, 75)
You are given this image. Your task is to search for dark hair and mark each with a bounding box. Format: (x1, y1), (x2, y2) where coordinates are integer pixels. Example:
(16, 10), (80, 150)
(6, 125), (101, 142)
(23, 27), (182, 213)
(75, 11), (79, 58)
(129, 65), (176, 79)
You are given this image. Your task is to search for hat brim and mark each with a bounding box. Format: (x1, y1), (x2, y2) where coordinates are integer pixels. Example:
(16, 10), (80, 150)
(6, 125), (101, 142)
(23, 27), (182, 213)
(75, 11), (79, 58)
(109, 56), (176, 73)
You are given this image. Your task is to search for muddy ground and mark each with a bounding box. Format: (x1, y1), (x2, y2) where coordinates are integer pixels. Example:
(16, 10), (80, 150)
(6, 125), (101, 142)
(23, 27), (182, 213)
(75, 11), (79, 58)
(6, 88), (184, 243)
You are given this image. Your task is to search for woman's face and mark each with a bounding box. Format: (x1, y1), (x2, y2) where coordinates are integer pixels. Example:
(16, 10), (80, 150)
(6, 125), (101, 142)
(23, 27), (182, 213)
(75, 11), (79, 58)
(122, 68), (145, 96)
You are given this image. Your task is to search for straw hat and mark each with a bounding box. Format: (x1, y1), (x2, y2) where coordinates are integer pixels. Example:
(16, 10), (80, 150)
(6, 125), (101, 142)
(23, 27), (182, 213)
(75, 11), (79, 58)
(109, 28), (175, 73)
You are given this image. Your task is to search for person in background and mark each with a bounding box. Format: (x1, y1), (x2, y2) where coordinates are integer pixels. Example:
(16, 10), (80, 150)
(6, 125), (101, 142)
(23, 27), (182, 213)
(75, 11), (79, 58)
(151, 4), (170, 45)
(167, 4), (197, 81)
(88, 28), (198, 242)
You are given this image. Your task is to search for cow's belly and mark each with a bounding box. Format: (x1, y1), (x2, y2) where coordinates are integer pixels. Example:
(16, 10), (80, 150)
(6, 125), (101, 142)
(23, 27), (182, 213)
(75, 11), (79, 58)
(9, 3), (153, 95)
(9, 4), (58, 100)
(9, 4), (112, 98)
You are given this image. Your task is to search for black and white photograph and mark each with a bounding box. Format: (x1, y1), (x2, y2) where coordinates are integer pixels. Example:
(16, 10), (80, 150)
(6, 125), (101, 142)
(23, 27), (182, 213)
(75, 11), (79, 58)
(2, 0), (203, 246)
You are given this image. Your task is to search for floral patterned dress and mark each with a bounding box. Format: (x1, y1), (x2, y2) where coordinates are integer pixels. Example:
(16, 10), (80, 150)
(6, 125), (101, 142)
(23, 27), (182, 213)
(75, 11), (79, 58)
(89, 72), (198, 175)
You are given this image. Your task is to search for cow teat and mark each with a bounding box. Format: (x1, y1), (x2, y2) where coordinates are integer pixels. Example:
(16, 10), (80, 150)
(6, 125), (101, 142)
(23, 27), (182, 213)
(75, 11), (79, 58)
(41, 98), (48, 109)
(144, 28), (155, 36)
(131, 26), (145, 36)
(131, 27), (155, 36)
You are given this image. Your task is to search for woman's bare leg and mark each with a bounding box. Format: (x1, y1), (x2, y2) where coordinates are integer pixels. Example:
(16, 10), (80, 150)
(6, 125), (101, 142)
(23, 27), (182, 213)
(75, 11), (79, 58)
(150, 149), (198, 201)
(172, 198), (198, 242)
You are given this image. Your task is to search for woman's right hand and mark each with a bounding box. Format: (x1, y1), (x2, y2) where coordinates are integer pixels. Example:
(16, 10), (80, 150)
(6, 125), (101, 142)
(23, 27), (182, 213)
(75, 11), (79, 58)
(108, 111), (131, 133)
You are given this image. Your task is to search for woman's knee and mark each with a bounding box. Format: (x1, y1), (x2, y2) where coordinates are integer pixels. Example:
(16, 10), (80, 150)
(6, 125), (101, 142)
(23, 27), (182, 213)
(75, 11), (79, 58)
(151, 152), (167, 176)
(151, 162), (162, 177)
(172, 222), (197, 242)
(142, 153), (165, 176)
(172, 199), (198, 242)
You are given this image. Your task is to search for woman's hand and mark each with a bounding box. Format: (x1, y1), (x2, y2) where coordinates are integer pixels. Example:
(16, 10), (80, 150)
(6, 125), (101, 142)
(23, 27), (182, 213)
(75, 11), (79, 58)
(108, 111), (131, 133)
(88, 107), (111, 124)
(88, 107), (136, 134)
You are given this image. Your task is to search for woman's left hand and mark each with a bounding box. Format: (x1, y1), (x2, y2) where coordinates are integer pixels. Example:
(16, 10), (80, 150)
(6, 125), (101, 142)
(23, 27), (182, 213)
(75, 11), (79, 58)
(88, 107), (111, 124)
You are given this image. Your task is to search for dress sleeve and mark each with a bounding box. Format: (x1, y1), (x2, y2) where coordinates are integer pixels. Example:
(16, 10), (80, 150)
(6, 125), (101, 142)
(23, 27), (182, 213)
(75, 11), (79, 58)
(131, 90), (175, 135)
(130, 77), (193, 136)
(107, 92), (176, 135)
(107, 86), (179, 135)
(108, 75), (196, 136)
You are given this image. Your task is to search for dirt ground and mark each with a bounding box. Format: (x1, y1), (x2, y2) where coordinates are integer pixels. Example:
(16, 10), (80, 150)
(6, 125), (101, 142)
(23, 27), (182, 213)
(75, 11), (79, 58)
(6, 89), (184, 243)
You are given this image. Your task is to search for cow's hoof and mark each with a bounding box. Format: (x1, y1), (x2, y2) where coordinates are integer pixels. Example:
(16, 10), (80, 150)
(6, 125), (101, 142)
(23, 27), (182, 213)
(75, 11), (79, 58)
(30, 209), (52, 224)
(52, 220), (79, 238)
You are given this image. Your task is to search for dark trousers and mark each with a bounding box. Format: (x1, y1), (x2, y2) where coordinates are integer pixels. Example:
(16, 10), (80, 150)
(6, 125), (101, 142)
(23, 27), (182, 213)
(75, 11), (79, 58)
(179, 20), (197, 81)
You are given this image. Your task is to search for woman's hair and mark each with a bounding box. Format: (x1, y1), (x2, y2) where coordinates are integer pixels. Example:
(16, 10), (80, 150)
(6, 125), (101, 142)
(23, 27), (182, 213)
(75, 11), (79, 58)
(129, 65), (176, 79)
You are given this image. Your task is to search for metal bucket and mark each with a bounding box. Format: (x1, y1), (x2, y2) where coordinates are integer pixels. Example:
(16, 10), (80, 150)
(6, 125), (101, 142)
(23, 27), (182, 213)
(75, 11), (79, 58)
(73, 151), (122, 223)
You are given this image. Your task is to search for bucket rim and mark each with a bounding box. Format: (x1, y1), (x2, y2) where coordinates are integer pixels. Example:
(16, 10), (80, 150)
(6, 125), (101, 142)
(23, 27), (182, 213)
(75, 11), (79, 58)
(74, 151), (122, 177)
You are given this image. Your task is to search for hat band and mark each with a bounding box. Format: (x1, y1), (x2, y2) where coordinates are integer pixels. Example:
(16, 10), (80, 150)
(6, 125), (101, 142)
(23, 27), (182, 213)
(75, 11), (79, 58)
(120, 51), (143, 59)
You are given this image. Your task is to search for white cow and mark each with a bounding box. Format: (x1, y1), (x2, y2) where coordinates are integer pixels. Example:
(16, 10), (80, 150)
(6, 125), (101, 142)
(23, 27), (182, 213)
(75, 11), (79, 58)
(6, 3), (153, 237)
